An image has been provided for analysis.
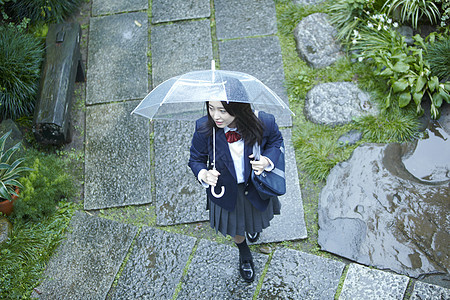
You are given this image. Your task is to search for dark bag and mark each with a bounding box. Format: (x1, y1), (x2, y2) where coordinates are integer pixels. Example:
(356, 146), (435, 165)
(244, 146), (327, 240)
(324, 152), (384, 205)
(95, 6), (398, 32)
(251, 141), (286, 200)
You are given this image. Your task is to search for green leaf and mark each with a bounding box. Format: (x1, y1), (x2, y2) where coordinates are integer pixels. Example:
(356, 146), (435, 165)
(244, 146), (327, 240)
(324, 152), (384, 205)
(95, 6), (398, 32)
(415, 75), (427, 91)
(392, 61), (410, 73)
(393, 80), (409, 93)
(379, 67), (393, 77)
(399, 92), (411, 107)
(413, 92), (423, 105)
(434, 94), (443, 107)
(428, 76), (439, 92)
(439, 90), (450, 103)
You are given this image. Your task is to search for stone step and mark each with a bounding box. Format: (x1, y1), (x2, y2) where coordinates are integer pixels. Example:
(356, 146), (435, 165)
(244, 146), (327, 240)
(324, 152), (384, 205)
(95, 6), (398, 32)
(151, 0), (211, 24)
(108, 227), (196, 299)
(339, 263), (410, 299)
(92, 0), (147, 16)
(85, 101), (152, 210)
(214, 0), (277, 40)
(258, 248), (345, 299)
(150, 19), (213, 87)
(86, 12), (148, 105)
(410, 281), (450, 299)
(33, 212), (138, 299)
(176, 239), (268, 299)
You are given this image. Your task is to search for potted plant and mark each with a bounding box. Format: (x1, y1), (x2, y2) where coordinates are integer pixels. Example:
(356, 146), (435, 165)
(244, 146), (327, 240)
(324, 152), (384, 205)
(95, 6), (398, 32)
(0, 131), (31, 216)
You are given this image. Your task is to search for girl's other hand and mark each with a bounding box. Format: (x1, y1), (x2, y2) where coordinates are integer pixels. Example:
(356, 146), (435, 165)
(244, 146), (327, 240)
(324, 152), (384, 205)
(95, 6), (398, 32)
(249, 154), (269, 175)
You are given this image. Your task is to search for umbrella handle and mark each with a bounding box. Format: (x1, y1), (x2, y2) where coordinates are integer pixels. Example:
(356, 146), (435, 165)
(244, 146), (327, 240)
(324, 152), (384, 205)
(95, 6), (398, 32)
(211, 185), (225, 198)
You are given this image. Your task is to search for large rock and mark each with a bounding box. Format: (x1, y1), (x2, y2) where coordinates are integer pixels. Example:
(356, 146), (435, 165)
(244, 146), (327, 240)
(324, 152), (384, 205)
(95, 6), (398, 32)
(294, 13), (343, 68)
(304, 82), (378, 126)
(318, 143), (449, 278)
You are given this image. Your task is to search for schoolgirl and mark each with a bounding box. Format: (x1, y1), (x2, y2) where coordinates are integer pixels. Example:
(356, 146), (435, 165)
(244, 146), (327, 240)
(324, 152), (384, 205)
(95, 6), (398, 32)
(188, 77), (283, 282)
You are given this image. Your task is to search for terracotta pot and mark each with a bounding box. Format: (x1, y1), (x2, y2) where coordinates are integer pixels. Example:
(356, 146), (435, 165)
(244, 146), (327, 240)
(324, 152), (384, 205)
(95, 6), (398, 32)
(0, 187), (19, 216)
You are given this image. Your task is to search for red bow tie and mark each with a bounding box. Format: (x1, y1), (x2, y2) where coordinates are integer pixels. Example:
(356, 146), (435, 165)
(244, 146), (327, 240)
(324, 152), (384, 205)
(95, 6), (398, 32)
(225, 131), (241, 143)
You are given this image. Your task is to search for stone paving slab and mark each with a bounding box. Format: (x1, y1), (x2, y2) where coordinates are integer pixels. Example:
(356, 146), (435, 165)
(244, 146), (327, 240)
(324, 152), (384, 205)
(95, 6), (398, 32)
(87, 12), (148, 105)
(410, 281), (450, 299)
(339, 263), (410, 299)
(219, 36), (291, 127)
(151, 20), (213, 87)
(252, 129), (307, 244)
(33, 212), (138, 299)
(152, 0), (210, 23)
(154, 120), (208, 226)
(92, 0), (147, 16)
(176, 239), (268, 299)
(214, 0), (277, 40)
(258, 248), (345, 299)
(85, 101), (151, 210)
(109, 227), (196, 299)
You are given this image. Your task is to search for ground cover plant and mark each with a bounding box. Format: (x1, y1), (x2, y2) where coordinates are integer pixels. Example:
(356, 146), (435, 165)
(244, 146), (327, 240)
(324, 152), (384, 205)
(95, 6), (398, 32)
(0, 24), (43, 121)
(0, 148), (79, 299)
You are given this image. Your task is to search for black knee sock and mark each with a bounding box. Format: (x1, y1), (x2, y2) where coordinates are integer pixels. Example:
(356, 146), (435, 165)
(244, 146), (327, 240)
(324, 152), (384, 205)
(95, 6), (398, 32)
(236, 239), (252, 261)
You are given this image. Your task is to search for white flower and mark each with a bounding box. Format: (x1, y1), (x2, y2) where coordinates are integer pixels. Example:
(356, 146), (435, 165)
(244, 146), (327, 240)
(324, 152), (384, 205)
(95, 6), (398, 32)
(377, 24), (382, 31)
(358, 57), (364, 62)
(393, 22), (398, 27)
(387, 18), (392, 24)
(352, 39), (357, 44)
(367, 22), (373, 28)
(383, 25), (388, 30)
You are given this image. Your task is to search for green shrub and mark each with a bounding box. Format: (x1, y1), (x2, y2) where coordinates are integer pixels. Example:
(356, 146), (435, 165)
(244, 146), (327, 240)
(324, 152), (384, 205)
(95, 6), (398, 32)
(0, 201), (75, 299)
(13, 149), (76, 223)
(383, 0), (441, 29)
(425, 36), (450, 82)
(0, 25), (43, 121)
(351, 16), (450, 119)
(4, 0), (82, 24)
(327, 0), (385, 46)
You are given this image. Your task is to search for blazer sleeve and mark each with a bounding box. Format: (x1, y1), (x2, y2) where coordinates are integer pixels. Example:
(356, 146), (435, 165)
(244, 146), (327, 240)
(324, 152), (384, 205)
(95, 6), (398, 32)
(188, 119), (209, 178)
(260, 112), (283, 166)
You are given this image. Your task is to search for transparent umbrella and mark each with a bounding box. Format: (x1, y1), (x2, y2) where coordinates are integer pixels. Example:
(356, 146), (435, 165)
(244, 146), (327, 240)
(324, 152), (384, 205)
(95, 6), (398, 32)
(132, 61), (294, 198)
(131, 61), (293, 120)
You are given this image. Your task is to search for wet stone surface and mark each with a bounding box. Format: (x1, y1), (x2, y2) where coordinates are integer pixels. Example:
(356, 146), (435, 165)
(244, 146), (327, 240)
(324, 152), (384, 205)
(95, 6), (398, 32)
(86, 12), (148, 104)
(153, 120), (208, 226)
(91, 0), (147, 16)
(339, 263), (409, 299)
(411, 281), (450, 299)
(258, 248), (345, 299)
(219, 35), (291, 127)
(318, 144), (450, 278)
(34, 212), (137, 299)
(176, 239), (268, 299)
(402, 120), (450, 182)
(151, 20), (213, 86)
(293, 13), (343, 68)
(85, 101), (151, 210)
(152, 0), (210, 23)
(305, 82), (378, 126)
(253, 129), (307, 244)
(214, 0), (277, 40)
(109, 227), (196, 299)
(337, 129), (363, 147)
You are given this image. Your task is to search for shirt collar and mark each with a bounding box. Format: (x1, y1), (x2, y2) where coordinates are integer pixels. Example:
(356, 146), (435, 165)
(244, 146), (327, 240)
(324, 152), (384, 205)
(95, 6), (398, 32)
(224, 126), (238, 133)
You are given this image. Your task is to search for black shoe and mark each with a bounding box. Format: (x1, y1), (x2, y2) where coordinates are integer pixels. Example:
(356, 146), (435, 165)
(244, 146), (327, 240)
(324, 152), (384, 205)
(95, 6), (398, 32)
(239, 257), (255, 283)
(246, 232), (260, 243)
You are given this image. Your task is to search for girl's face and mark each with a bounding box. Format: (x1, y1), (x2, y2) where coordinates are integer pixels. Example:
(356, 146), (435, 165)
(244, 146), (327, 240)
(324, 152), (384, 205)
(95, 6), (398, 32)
(208, 101), (236, 128)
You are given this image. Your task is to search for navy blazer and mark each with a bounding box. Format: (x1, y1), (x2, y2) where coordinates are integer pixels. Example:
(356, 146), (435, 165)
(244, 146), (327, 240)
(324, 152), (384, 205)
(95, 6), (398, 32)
(188, 111), (283, 212)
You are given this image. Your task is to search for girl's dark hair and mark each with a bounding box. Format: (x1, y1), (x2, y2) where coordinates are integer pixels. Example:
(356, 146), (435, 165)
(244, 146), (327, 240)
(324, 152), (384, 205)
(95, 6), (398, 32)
(205, 101), (264, 145)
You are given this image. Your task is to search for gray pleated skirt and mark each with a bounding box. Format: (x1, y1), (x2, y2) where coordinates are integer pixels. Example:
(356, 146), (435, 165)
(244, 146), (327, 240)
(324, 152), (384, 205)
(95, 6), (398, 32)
(209, 184), (281, 237)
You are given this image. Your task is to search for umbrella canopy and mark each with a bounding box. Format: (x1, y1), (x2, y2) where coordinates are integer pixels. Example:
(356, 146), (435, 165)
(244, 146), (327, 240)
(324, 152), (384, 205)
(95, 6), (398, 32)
(131, 67), (294, 120)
